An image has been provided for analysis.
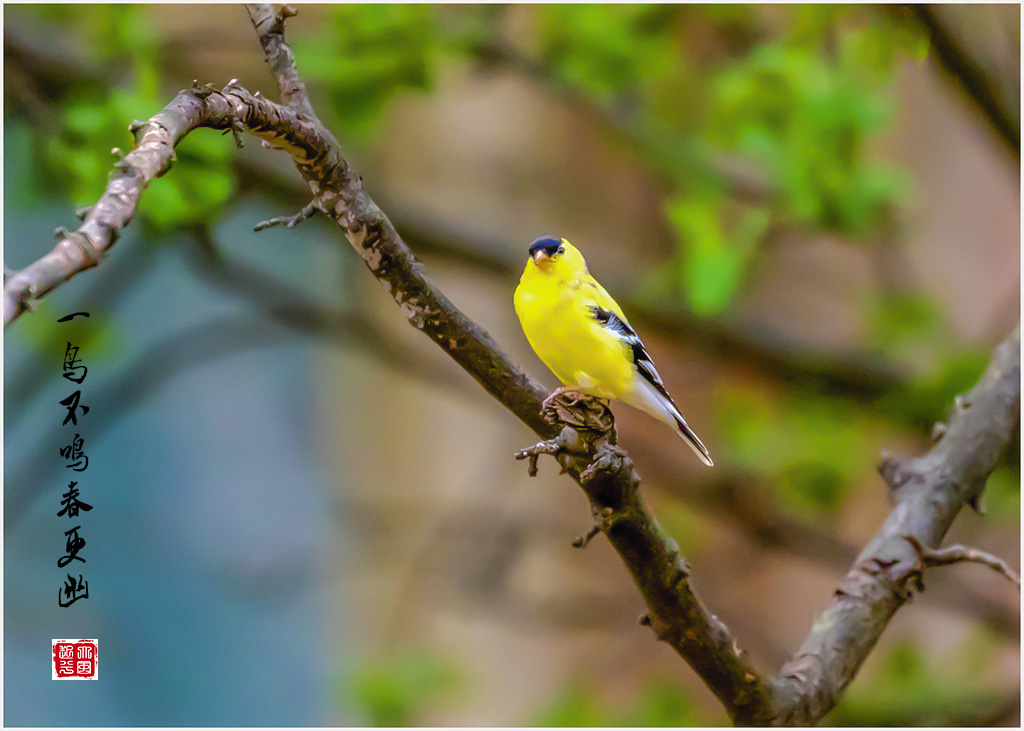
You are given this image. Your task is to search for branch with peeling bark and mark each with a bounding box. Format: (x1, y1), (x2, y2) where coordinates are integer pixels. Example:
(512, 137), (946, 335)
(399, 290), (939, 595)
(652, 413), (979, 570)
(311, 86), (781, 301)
(6, 5), (1018, 726)
(2, 74), (344, 326)
(764, 329), (1020, 725)
(516, 392), (771, 722)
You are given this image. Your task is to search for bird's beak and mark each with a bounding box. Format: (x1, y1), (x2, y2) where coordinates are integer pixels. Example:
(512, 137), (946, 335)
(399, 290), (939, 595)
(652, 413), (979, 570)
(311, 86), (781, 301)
(532, 251), (551, 266)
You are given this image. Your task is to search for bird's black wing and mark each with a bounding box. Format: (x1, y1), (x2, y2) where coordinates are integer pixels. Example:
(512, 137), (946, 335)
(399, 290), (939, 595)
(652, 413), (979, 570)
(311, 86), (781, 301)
(588, 305), (675, 405)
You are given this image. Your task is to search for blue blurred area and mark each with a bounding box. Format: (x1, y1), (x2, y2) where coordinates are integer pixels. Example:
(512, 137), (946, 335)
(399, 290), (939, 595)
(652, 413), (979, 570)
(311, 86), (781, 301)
(4, 122), (344, 725)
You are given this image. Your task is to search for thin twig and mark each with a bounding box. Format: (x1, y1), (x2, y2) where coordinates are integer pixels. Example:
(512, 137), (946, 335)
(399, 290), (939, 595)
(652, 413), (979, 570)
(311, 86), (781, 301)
(253, 199), (317, 231)
(904, 535), (1021, 588)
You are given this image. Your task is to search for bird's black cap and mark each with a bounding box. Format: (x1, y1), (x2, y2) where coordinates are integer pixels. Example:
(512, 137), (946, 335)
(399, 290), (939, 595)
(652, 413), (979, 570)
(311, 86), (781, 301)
(529, 236), (563, 258)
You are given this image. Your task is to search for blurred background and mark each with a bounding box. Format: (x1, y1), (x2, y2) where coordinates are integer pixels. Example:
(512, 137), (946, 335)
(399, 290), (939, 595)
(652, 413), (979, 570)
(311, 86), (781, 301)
(4, 3), (1019, 726)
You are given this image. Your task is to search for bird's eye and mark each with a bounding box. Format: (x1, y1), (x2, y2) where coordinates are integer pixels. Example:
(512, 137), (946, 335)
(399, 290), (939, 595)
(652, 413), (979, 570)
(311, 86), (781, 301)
(556, 246), (565, 255)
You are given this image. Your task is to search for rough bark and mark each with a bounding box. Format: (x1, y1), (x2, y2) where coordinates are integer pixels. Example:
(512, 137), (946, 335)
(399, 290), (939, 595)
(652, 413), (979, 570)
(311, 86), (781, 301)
(766, 330), (1020, 725)
(3, 78), (340, 326)
(516, 393), (772, 722)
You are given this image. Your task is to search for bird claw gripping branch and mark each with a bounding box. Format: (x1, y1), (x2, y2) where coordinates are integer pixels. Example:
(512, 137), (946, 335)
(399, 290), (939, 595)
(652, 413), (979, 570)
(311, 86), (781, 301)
(515, 390), (619, 478)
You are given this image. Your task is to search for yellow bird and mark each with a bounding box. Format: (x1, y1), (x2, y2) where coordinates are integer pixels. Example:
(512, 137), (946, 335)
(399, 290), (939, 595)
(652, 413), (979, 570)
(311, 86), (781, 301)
(514, 236), (713, 466)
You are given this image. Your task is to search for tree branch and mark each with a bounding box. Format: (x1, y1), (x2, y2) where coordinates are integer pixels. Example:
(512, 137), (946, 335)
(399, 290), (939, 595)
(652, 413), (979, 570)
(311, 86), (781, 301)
(241, 4), (773, 721)
(766, 329), (1020, 725)
(245, 4), (316, 121)
(911, 4), (1020, 160)
(515, 391), (772, 722)
(3, 76), (344, 326)
(904, 534), (1021, 588)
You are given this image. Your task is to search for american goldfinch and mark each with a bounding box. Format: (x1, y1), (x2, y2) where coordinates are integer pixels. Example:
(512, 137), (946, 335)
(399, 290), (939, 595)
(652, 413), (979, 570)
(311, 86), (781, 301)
(514, 236), (713, 466)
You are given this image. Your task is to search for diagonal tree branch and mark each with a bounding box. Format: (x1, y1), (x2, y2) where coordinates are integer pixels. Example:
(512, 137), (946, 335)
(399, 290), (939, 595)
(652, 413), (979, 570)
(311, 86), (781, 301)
(911, 4), (1020, 160)
(241, 3), (772, 721)
(515, 392), (771, 721)
(2, 75), (345, 327)
(766, 329), (1020, 725)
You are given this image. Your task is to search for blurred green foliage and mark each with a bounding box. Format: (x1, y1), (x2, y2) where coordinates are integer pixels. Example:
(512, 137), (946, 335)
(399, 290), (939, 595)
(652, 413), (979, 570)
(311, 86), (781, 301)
(535, 677), (719, 726)
(829, 631), (1011, 725)
(708, 21), (912, 235)
(865, 290), (994, 428)
(18, 4), (924, 315)
(292, 5), (440, 139)
(524, 5), (923, 316)
(343, 648), (461, 726)
(19, 4), (236, 233)
(715, 382), (880, 516)
(664, 192), (770, 315)
(536, 5), (681, 106)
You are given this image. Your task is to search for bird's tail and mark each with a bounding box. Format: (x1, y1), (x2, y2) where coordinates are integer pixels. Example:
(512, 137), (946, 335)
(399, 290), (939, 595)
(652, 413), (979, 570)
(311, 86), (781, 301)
(671, 413), (714, 467)
(628, 378), (714, 467)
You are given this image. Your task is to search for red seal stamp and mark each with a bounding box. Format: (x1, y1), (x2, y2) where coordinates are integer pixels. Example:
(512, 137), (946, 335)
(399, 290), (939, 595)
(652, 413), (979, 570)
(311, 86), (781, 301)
(52, 639), (98, 679)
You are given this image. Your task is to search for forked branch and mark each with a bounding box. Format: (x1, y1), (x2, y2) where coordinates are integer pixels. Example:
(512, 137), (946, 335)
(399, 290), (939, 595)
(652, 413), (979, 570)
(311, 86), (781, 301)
(2, 77), (343, 326)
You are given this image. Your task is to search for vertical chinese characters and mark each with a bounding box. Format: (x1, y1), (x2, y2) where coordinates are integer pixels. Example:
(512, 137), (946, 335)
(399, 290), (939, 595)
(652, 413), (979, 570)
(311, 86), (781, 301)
(56, 312), (92, 607)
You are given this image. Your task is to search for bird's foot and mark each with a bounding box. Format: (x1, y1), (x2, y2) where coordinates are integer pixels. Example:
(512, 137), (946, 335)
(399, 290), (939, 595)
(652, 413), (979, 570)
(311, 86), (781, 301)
(541, 386), (585, 415)
(515, 435), (570, 477)
(517, 390), (619, 478)
(541, 389), (615, 436)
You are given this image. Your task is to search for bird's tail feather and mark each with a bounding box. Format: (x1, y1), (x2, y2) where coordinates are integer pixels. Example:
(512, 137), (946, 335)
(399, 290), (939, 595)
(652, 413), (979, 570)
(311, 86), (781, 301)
(628, 377), (714, 466)
(672, 414), (714, 467)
